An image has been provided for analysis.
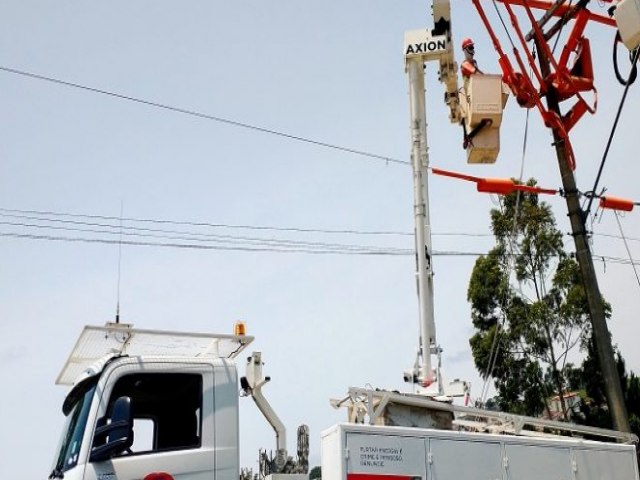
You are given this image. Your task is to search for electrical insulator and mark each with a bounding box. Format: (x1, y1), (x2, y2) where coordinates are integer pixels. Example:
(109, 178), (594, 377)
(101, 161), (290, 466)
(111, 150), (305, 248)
(599, 196), (635, 212)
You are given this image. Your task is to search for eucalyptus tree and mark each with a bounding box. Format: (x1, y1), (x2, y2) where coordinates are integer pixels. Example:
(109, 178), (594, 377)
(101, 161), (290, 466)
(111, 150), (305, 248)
(467, 181), (601, 418)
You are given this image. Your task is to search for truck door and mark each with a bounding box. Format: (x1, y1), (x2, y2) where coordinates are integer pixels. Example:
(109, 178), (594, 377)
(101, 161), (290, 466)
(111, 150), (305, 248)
(428, 438), (502, 480)
(345, 433), (427, 480)
(84, 363), (216, 480)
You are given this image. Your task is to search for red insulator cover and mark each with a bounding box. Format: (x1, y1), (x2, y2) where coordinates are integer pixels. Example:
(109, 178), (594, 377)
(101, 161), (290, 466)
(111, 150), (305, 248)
(599, 196), (635, 212)
(477, 178), (515, 195)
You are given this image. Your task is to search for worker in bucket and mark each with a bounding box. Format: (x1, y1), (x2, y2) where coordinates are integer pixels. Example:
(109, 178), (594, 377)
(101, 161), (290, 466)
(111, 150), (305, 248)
(460, 38), (486, 149)
(460, 37), (483, 95)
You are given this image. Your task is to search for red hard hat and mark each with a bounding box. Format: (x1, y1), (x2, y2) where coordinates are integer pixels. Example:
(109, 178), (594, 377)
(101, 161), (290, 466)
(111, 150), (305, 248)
(462, 37), (474, 50)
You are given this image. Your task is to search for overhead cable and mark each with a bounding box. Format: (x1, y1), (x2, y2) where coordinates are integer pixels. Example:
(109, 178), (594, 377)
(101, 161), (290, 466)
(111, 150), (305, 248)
(613, 211), (640, 290)
(0, 65), (407, 166)
(1, 228), (637, 267)
(0, 220), (413, 255)
(0, 207), (493, 238)
(480, 104), (531, 404)
(584, 46), (640, 218)
(1, 206), (636, 244)
(0, 231), (410, 256)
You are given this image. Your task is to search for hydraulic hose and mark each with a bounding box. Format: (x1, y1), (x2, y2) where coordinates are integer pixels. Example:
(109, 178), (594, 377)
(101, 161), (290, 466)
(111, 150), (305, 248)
(613, 31), (638, 86)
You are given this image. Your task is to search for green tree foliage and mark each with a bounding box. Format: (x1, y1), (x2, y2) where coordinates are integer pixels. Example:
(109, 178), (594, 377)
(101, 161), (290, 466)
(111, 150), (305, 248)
(468, 183), (598, 418)
(567, 339), (640, 436)
(310, 466), (322, 480)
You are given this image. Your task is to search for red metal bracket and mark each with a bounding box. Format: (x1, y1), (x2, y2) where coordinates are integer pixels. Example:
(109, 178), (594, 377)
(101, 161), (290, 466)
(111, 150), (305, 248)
(471, 0), (617, 170)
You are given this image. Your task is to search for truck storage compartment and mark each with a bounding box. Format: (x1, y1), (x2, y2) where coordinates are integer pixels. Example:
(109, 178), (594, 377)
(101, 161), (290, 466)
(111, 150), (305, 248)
(321, 423), (640, 480)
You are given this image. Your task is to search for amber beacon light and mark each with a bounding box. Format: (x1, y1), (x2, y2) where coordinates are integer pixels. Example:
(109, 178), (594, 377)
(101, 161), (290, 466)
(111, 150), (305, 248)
(234, 321), (247, 336)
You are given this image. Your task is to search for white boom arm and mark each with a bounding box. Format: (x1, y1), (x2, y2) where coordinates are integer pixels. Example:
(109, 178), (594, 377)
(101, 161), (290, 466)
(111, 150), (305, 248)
(242, 352), (288, 470)
(403, 0), (460, 395)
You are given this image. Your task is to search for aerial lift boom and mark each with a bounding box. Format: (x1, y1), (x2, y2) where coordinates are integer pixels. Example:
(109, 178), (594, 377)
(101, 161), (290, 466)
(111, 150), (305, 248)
(403, 0), (505, 396)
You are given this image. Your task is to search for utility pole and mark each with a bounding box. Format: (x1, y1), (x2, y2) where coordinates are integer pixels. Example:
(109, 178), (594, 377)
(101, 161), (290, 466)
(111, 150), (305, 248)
(535, 40), (630, 433)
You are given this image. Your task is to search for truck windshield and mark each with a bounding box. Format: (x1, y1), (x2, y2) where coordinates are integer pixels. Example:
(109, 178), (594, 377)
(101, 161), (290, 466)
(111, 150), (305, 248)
(51, 381), (97, 475)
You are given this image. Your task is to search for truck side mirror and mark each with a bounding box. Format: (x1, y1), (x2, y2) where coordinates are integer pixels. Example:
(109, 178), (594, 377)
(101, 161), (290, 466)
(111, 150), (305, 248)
(89, 396), (134, 463)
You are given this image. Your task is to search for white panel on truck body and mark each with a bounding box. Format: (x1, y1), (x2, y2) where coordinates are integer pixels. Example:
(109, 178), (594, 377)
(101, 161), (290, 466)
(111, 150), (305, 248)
(429, 438), (502, 480)
(575, 448), (638, 480)
(321, 424), (345, 480)
(504, 444), (572, 480)
(346, 432), (426, 479)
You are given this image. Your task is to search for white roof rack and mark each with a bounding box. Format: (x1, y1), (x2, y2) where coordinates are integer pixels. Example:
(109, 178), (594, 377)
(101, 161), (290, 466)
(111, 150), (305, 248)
(332, 386), (638, 444)
(56, 323), (253, 386)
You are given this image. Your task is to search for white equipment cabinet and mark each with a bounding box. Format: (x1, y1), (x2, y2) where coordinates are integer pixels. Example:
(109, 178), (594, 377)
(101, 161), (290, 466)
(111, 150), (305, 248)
(321, 423), (639, 480)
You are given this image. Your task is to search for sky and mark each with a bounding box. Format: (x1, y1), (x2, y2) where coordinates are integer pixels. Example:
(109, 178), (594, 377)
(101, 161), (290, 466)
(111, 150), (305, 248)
(0, 1), (639, 478)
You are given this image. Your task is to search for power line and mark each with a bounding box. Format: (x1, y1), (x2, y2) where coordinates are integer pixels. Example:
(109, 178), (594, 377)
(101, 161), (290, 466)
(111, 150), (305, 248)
(0, 231), (411, 256)
(1, 227), (637, 266)
(491, 0), (518, 50)
(0, 207), (413, 236)
(480, 82), (532, 404)
(613, 211), (640, 290)
(0, 221), (482, 256)
(0, 207), (494, 238)
(0, 66), (408, 167)
(0, 219), (412, 254)
(4, 207), (639, 249)
(595, 232), (640, 243)
(596, 255), (640, 267)
(3, 206), (639, 244)
(0, 214), (496, 255)
(584, 46), (640, 217)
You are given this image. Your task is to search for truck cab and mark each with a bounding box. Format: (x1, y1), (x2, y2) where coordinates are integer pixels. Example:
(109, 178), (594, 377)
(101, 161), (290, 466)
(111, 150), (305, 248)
(49, 324), (250, 480)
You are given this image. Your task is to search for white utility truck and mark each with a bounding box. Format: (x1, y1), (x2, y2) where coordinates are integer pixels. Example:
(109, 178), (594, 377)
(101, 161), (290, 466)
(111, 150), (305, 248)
(47, 2), (640, 479)
(48, 322), (639, 480)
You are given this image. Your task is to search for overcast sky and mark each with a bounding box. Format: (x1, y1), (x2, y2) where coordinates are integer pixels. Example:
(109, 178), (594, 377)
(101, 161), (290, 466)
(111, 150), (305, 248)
(1, 2), (639, 478)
